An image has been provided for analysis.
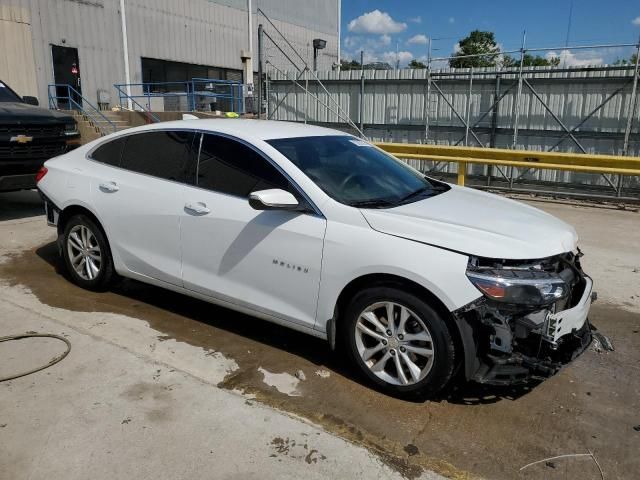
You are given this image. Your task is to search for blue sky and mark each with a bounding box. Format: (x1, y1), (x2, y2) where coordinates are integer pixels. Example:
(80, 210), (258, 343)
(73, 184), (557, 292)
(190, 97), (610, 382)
(340, 1), (640, 67)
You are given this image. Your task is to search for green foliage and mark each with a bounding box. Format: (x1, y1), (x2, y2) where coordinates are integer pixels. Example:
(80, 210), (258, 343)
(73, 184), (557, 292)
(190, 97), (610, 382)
(449, 31), (500, 68)
(502, 54), (561, 68)
(613, 54), (638, 66)
(340, 59), (361, 71)
(408, 59), (427, 69)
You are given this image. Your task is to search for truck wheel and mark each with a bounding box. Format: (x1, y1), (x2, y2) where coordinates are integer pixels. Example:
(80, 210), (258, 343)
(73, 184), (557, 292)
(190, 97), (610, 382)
(61, 214), (115, 291)
(342, 287), (455, 398)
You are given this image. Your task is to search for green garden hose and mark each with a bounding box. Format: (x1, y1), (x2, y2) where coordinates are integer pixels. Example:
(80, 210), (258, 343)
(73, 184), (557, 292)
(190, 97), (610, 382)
(0, 333), (71, 382)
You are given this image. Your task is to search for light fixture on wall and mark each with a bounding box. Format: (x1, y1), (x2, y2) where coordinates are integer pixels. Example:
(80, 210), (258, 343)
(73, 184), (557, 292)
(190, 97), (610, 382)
(313, 38), (326, 71)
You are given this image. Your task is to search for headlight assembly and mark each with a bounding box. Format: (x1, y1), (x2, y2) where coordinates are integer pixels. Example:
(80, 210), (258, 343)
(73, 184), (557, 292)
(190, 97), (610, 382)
(64, 122), (79, 136)
(466, 268), (569, 307)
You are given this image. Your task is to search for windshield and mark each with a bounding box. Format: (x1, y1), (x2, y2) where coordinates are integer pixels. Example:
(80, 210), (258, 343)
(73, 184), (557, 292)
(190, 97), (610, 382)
(267, 135), (448, 208)
(0, 81), (22, 102)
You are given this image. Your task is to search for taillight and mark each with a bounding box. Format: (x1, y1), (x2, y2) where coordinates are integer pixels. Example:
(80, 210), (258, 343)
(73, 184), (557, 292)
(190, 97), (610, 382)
(35, 166), (48, 183)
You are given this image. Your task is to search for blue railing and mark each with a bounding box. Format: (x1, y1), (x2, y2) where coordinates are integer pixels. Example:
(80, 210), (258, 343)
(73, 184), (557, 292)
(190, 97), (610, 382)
(113, 84), (161, 123)
(114, 78), (244, 116)
(48, 84), (117, 134)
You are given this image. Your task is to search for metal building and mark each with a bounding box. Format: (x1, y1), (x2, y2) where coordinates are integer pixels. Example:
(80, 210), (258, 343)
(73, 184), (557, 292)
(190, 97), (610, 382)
(0, 0), (340, 108)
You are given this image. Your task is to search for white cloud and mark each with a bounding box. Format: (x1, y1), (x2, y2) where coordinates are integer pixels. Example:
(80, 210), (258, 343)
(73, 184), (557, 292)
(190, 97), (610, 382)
(380, 34), (391, 46)
(448, 17), (455, 24)
(347, 10), (407, 34)
(408, 16), (422, 24)
(546, 50), (604, 66)
(407, 34), (428, 45)
(633, 16), (640, 26)
(381, 50), (414, 66)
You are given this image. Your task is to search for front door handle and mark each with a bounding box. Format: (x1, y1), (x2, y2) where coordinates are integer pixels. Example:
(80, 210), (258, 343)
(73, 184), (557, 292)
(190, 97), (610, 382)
(99, 181), (119, 193)
(184, 202), (211, 215)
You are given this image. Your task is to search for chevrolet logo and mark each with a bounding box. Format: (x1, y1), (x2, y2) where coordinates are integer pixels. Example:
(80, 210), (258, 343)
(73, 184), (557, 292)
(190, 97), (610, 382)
(10, 135), (34, 144)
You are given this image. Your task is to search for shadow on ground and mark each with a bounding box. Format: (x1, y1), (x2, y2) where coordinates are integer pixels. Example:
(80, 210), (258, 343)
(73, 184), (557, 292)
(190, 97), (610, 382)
(0, 190), (43, 221)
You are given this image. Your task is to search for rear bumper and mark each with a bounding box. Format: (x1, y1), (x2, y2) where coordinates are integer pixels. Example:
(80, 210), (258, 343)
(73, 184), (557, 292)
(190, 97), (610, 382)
(0, 173), (37, 192)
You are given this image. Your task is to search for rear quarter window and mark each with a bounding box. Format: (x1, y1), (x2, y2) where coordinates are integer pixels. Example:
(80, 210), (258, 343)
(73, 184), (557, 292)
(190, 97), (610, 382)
(120, 130), (195, 182)
(89, 137), (126, 167)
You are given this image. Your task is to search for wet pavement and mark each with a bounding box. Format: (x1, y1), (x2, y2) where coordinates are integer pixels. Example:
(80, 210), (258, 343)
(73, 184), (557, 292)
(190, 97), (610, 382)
(1, 239), (638, 480)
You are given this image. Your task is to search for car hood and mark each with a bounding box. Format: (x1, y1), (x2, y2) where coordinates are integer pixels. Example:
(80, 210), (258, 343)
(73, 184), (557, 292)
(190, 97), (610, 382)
(0, 102), (74, 125)
(360, 185), (578, 260)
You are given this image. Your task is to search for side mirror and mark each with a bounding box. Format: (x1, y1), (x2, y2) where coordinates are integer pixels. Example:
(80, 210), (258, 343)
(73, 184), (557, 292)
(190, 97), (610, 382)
(22, 96), (39, 106)
(249, 189), (299, 211)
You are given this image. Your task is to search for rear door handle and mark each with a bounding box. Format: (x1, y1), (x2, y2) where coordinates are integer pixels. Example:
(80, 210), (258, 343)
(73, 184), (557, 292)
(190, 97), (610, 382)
(184, 202), (211, 215)
(99, 181), (119, 193)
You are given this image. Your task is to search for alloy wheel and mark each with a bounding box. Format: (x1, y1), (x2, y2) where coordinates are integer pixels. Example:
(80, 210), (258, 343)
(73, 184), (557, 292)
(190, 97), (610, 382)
(67, 224), (102, 281)
(355, 301), (435, 386)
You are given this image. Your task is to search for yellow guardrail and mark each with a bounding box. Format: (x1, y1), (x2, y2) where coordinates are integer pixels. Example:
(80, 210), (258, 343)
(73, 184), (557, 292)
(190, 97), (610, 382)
(375, 143), (640, 186)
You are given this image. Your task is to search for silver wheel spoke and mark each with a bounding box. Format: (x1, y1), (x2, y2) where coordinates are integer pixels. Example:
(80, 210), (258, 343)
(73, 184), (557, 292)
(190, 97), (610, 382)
(85, 257), (93, 279)
(69, 232), (83, 251)
(74, 257), (86, 275)
(400, 352), (422, 382)
(403, 331), (432, 343)
(384, 302), (395, 334)
(87, 258), (99, 278)
(362, 342), (385, 361)
(393, 352), (409, 384)
(371, 351), (392, 372)
(356, 322), (386, 342)
(397, 307), (410, 335)
(360, 311), (388, 335)
(404, 344), (433, 357)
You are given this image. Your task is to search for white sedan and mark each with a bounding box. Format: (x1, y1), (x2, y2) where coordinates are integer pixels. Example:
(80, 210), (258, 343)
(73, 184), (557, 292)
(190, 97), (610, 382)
(36, 119), (593, 397)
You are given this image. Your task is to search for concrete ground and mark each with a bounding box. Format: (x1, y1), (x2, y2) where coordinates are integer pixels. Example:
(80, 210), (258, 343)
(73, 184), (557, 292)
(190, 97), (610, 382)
(1, 190), (639, 480)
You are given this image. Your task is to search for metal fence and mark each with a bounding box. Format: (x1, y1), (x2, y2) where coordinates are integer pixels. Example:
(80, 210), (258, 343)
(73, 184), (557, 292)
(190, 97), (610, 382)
(114, 79), (246, 115)
(264, 39), (640, 199)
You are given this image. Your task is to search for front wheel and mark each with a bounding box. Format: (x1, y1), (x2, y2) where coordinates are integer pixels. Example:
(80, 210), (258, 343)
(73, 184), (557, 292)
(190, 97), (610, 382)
(342, 287), (456, 398)
(61, 214), (116, 291)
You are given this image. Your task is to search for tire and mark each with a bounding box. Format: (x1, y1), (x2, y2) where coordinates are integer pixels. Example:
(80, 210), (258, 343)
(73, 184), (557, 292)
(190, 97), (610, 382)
(61, 214), (116, 291)
(341, 286), (455, 398)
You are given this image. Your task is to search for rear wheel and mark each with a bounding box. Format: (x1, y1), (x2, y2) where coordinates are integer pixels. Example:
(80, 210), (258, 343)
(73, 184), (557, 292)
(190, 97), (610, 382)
(61, 214), (115, 291)
(342, 287), (455, 398)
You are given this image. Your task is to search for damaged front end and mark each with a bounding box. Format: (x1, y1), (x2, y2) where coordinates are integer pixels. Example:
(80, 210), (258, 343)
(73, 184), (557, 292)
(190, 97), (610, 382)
(454, 250), (594, 385)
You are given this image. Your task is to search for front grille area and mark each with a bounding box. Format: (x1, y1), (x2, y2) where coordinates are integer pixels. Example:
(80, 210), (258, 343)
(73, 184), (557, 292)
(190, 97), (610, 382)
(0, 143), (67, 160)
(0, 124), (65, 137)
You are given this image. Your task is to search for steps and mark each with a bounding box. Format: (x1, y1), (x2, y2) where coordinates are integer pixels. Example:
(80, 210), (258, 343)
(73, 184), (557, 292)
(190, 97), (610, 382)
(74, 110), (132, 144)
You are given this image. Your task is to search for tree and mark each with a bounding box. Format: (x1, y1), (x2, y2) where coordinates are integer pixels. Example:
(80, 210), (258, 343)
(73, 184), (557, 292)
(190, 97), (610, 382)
(340, 59), (362, 71)
(449, 31), (500, 68)
(613, 54), (638, 66)
(502, 54), (560, 68)
(408, 59), (427, 69)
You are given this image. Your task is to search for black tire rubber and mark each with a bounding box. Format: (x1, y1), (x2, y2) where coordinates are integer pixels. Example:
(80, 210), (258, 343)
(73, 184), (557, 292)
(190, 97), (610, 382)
(341, 286), (456, 398)
(61, 214), (116, 291)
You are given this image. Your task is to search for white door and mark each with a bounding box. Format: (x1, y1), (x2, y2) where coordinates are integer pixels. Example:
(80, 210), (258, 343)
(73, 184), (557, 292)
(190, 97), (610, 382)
(90, 130), (196, 286)
(180, 133), (326, 329)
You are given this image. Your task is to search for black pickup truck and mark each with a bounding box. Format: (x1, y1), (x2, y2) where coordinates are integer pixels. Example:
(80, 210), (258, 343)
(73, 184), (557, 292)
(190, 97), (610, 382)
(0, 80), (79, 192)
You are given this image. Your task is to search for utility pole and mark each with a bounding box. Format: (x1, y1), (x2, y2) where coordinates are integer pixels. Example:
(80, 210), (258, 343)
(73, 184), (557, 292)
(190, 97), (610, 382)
(257, 23), (264, 118)
(119, 0), (132, 109)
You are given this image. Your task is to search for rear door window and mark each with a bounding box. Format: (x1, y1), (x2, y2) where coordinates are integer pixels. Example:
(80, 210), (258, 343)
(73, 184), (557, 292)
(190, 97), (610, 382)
(197, 133), (290, 197)
(120, 130), (195, 182)
(90, 137), (126, 167)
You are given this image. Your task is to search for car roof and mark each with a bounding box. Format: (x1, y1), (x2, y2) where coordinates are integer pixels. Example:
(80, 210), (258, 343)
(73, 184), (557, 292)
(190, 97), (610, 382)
(127, 118), (348, 141)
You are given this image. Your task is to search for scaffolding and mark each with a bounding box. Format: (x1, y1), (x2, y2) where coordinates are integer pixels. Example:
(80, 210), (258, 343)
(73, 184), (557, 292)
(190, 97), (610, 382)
(263, 30), (640, 199)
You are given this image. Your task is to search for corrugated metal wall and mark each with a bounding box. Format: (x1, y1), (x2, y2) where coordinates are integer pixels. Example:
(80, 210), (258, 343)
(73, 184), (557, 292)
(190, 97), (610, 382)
(0, 5), (39, 97)
(0, 0), (338, 106)
(268, 66), (640, 157)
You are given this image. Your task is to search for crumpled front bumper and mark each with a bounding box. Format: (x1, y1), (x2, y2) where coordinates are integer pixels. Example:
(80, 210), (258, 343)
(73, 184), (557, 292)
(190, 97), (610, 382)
(453, 274), (594, 386)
